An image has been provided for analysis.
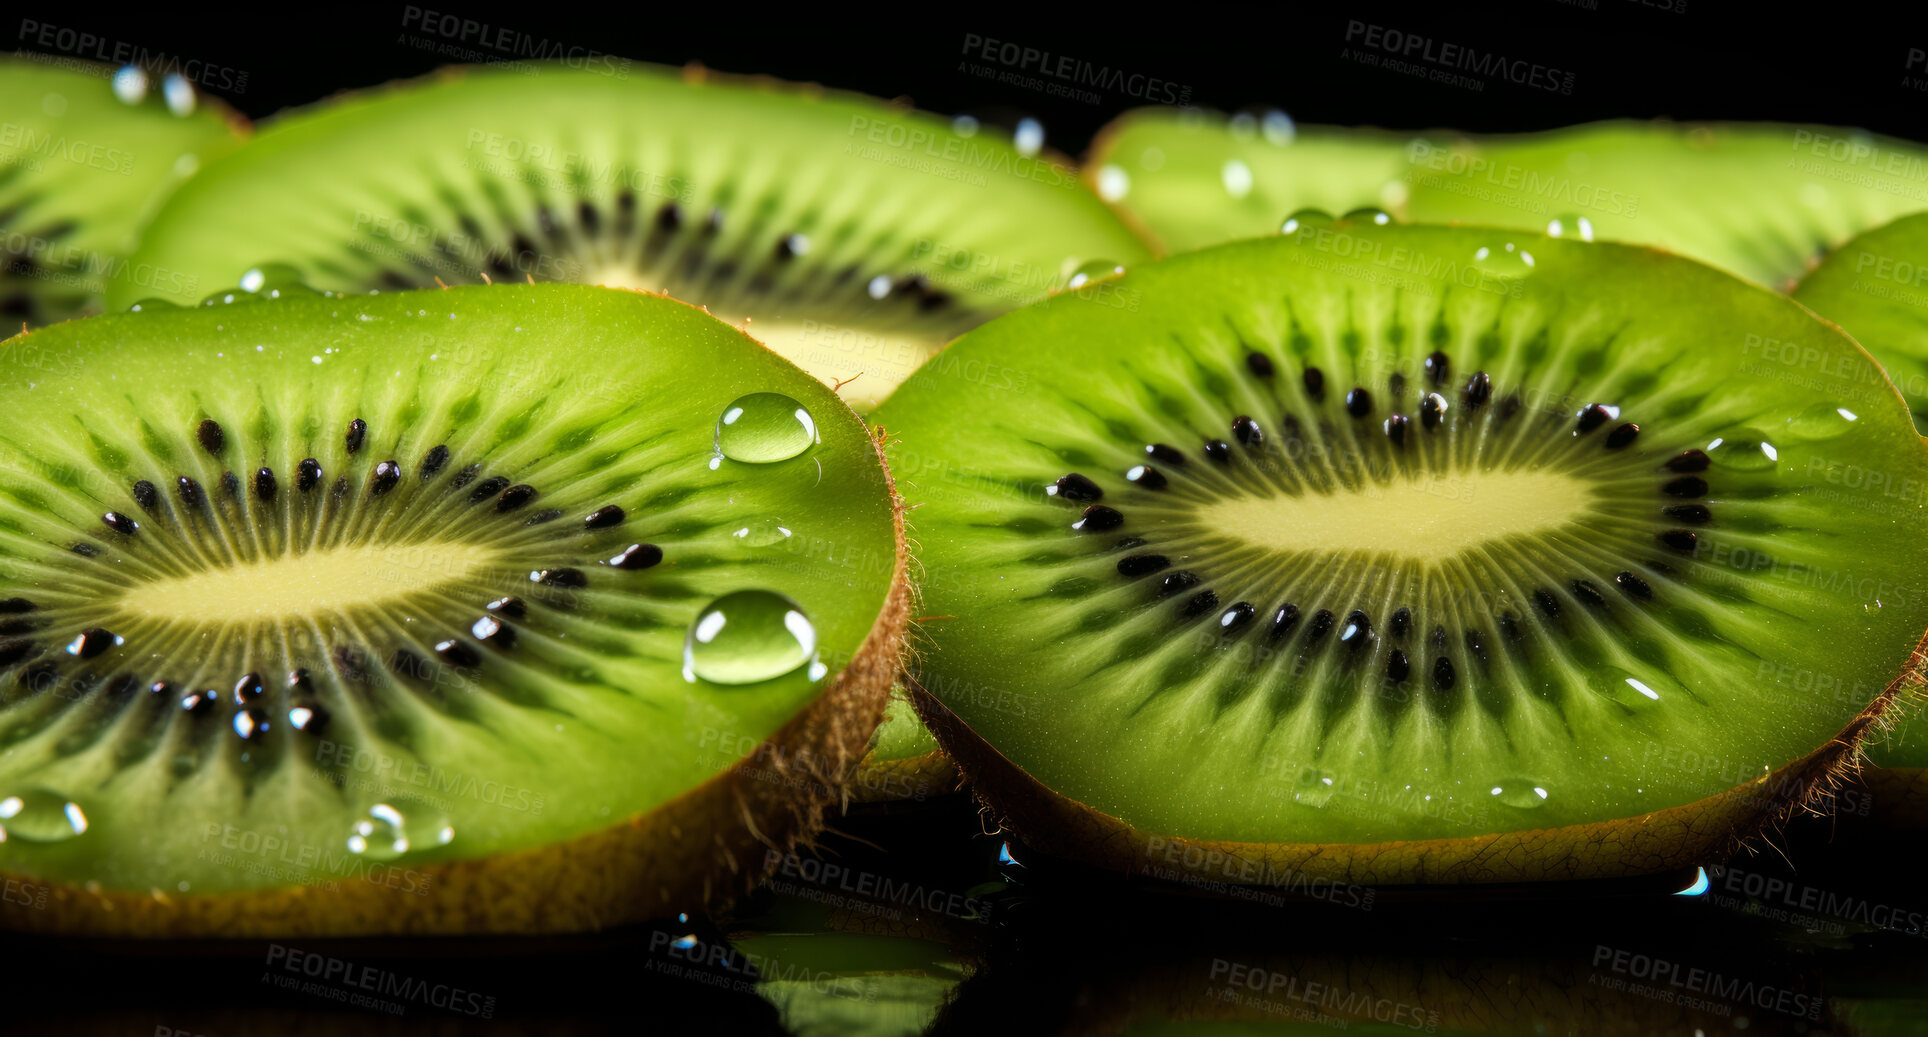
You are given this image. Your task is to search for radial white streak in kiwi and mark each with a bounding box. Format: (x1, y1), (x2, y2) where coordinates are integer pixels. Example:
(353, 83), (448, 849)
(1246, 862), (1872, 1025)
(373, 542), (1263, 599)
(109, 542), (499, 624)
(1198, 470), (1595, 562)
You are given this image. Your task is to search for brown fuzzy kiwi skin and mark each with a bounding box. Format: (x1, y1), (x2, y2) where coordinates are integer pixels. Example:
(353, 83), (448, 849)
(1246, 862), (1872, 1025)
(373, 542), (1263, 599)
(0, 429), (908, 940)
(847, 749), (961, 805)
(909, 629), (1928, 889)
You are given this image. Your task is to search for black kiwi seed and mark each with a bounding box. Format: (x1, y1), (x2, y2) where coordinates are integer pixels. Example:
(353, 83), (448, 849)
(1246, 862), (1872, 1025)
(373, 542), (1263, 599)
(1389, 372), (1407, 397)
(486, 596), (526, 618)
(297, 459), (321, 492)
(1605, 423), (1640, 449)
(1433, 657), (1457, 691)
(1269, 603), (1301, 640)
(197, 418), (225, 455)
(1423, 350), (1450, 387)
(470, 476), (511, 502)
(177, 476), (205, 508)
(101, 511), (138, 536)
(1158, 571), (1200, 597)
(1615, 570), (1654, 599)
(370, 461), (402, 495)
(1126, 465), (1167, 490)
(1345, 388), (1372, 418)
(435, 639), (481, 667)
(1118, 554), (1169, 577)
(1385, 414), (1409, 447)
(0, 639), (32, 665)
(775, 234), (808, 261)
(345, 418), (367, 454)
(0, 598), (35, 614)
(1463, 372), (1492, 409)
(584, 505), (625, 529)
(1666, 450), (1710, 473)
(332, 476), (351, 501)
(1664, 504), (1711, 523)
(287, 668), (313, 693)
(1420, 393), (1445, 429)
(72, 542), (99, 557)
(1389, 607), (1412, 639)
(1303, 367), (1326, 400)
(1500, 613), (1524, 643)
(232, 672), (264, 704)
(1232, 416), (1263, 446)
(149, 679), (173, 697)
(1306, 609), (1335, 643)
(1497, 395), (1522, 422)
(451, 463), (482, 489)
(526, 509), (564, 526)
(1203, 440), (1231, 463)
(473, 616), (517, 649)
(656, 201), (682, 230)
(254, 467), (277, 502)
(1073, 505), (1124, 532)
(1146, 443), (1186, 467)
(610, 543), (662, 570)
(288, 701), (329, 734)
(132, 480), (158, 511)
(1575, 404), (1614, 434)
(495, 484), (538, 512)
(420, 445), (450, 480)
(532, 568), (588, 588)
(1051, 473), (1103, 502)
(221, 471), (240, 498)
(67, 627), (116, 659)
(1245, 352), (1274, 378)
(181, 691), (217, 716)
(1219, 602), (1256, 633)
(1181, 590), (1220, 618)
(1571, 579), (1607, 608)
(1657, 530), (1699, 553)
(1386, 650), (1411, 683)
(1533, 589), (1562, 619)
(0, 619), (36, 635)
(1664, 476), (1709, 498)
(1340, 610), (1371, 651)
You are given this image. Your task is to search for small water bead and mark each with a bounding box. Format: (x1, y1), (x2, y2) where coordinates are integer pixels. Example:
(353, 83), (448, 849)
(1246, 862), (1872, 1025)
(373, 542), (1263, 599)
(1471, 242), (1535, 277)
(1704, 431), (1779, 471)
(1292, 768), (1338, 807)
(162, 74), (195, 116)
(1095, 164), (1130, 202)
(1590, 666), (1678, 711)
(1221, 159), (1254, 199)
(730, 520), (794, 547)
(346, 799), (454, 861)
(0, 788), (89, 843)
(1013, 117), (1045, 158)
(1545, 214), (1594, 241)
(126, 298), (183, 313)
(1782, 402), (1856, 442)
(1260, 109), (1296, 145)
(1343, 207), (1392, 226)
(1279, 208), (1334, 235)
(1489, 779), (1551, 809)
(715, 393), (818, 464)
(683, 590), (818, 685)
(1066, 259), (1126, 290)
(112, 65), (148, 104)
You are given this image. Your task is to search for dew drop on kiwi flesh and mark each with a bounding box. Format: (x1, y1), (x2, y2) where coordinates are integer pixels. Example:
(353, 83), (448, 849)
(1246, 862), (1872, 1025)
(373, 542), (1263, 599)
(715, 393), (818, 464)
(682, 589), (820, 685)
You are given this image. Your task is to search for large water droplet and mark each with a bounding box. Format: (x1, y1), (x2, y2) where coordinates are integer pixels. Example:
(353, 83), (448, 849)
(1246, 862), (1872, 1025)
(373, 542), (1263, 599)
(1545, 213), (1594, 241)
(1489, 778), (1551, 809)
(1783, 401), (1856, 442)
(1705, 431), (1778, 471)
(346, 799), (454, 861)
(1066, 259), (1125, 290)
(1096, 164), (1130, 202)
(112, 65), (148, 105)
(0, 788), (89, 843)
(1343, 207), (1392, 226)
(715, 393), (817, 464)
(1471, 242), (1536, 277)
(730, 519), (795, 547)
(239, 262), (312, 297)
(1280, 208), (1334, 235)
(683, 590), (818, 685)
(1589, 666), (1678, 711)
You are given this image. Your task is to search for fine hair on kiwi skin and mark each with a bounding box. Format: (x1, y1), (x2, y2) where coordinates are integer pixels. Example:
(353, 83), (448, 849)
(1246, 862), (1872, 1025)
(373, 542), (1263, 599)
(874, 221), (1928, 890)
(0, 282), (909, 938)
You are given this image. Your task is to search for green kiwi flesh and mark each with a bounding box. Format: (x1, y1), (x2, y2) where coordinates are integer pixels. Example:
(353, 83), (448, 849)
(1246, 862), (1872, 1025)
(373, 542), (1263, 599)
(1083, 107), (1415, 255)
(0, 58), (245, 326)
(110, 62), (1148, 411)
(873, 223), (1928, 884)
(849, 690), (957, 803)
(0, 283), (906, 935)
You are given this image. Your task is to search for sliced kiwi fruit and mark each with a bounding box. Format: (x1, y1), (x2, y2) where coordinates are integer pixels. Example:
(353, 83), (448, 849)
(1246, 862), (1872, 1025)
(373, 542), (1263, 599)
(0, 282), (907, 936)
(872, 222), (1928, 887)
(1084, 107), (1415, 255)
(0, 58), (245, 326)
(1404, 121), (1928, 289)
(849, 690), (957, 803)
(109, 62), (1147, 411)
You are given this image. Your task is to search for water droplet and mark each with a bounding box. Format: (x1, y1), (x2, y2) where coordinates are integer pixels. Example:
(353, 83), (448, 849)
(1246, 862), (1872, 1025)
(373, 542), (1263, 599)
(112, 65), (148, 104)
(1280, 208), (1334, 235)
(1489, 779), (1551, 809)
(127, 298), (183, 313)
(1221, 158), (1254, 199)
(1705, 431), (1778, 471)
(345, 799), (454, 861)
(730, 519), (795, 547)
(1066, 259), (1125, 290)
(239, 262), (310, 297)
(1783, 401), (1855, 442)
(200, 289), (260, 308)
(1343, 207), (1392, 226)
(1096, 164), (1130, 202)
(1013, 117), (1045, 157)
(683, 590), (818, 685)
(1589, 666), (1678, 710)
(0, 788), (88, 843)
(1471, 242), (1535, 277)
(715, 393), (817, 464)
(1261, 109), (1296, 146)
(1292, 768), (1338, 807)
(951, 114), (980, 138)
(1546, 213), (1594, 241)
(162, 74), (195, 116)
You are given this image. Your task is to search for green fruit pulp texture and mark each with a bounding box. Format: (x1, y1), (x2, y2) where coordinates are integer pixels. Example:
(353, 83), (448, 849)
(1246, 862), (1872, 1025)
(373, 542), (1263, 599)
(113, 63), (1148, 411)
(0, 59), (243, 325)
(867, 692), (941, 763)
(0, 284), (899, 895)
(874, 224), (1928, 846)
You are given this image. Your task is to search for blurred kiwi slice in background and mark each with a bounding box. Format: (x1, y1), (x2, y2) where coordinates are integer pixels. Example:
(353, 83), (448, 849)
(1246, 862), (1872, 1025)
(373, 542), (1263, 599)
(110, 62), (1148, 412)
(849, 690), (957, 804)
(1083, 107), (1416, 255)
(0, 283), (906, 936)
(0, 58), (245, 326)
(873, 222), (1928, 888)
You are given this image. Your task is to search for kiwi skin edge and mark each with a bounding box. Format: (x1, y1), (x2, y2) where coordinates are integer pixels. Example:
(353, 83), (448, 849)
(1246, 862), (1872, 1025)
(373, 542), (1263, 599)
(0, 431), (910, 939)
(909, 628), (1928, 888)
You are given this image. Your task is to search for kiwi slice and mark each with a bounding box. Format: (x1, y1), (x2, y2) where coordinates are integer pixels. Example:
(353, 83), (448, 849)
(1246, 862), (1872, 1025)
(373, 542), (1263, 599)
(0, 283), (907, 936)
(1084, 107), (1415, 255)
(1404, 121), (1928, 289)
(109, 62), (1147, 411)
(0, 58), (245, 326)
(872, 222), (1928, 886)
(849, 690), (957, 803)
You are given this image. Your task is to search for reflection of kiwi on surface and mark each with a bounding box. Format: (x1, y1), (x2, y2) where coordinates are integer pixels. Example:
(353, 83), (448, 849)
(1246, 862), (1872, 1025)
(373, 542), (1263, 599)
(873, 222), (1928, 887)
(0, 283), (907, 936)
(111, 62), (1148, 411)
(0, 58), (245, 326)
(849, 689), (958, 804)
(1403, 122), (1928, 289)
(1083, 107), (1415, 255)
(733, 898), (973, 1037)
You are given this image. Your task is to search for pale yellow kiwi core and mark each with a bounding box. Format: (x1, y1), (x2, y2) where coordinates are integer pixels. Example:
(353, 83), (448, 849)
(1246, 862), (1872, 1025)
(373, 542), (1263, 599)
(1202, 470), (1596, 559)
(110, 542), (498, 623)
